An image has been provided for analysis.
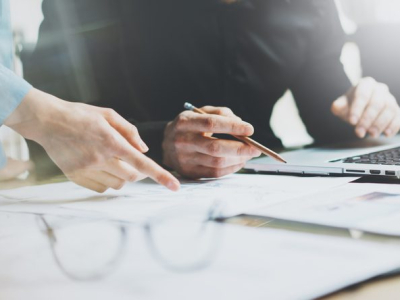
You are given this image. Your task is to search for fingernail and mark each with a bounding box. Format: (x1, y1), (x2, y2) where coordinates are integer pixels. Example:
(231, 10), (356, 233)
(385, 129), (392, 136)
(253, 149), (262, 157)
(140, 141), (149, 152)
(350, 115), (358, 125)
(356, 127), (366, 138)
(243, 122), (254, 135)
(167, 179), (180, 191)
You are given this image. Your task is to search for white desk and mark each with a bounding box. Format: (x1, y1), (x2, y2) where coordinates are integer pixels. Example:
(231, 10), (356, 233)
(2, 175), (400, 299)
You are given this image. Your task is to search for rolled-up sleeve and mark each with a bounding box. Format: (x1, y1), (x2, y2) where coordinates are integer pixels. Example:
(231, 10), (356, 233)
(0, 0), (33, 168)
(0, 66), (32, 168)
(1, 0), (32, 124)
(0, 65), (32, 124)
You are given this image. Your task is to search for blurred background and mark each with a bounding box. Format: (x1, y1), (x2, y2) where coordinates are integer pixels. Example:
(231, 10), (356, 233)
(3, 0), (400, 165)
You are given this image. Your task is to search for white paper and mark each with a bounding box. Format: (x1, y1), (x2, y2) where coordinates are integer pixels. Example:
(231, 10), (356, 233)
(0, 175), (357, 222)
(248, 182), (400, 236)
(1, 212), (400, 300)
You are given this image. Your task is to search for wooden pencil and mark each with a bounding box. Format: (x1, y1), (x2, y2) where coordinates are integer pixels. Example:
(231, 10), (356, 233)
(184, 102), (287, 164)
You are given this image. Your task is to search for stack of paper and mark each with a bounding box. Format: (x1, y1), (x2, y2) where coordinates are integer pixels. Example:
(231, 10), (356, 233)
(248, 181), (400, 236)
(0, 174), (357, 222)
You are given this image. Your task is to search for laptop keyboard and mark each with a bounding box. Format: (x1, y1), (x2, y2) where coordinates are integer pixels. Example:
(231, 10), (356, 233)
(340, 146), (400, 165)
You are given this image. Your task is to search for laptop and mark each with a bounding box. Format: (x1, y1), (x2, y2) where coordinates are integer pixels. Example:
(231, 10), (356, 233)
(244, 136), (400, 178)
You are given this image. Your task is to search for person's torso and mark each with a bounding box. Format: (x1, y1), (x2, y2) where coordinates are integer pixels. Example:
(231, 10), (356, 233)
(34, 0), (332, 146)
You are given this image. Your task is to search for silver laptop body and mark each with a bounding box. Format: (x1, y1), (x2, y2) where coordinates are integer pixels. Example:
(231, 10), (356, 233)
(245, 136), (400, 178)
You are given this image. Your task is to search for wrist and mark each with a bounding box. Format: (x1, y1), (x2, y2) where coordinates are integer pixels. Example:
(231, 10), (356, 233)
(4, 88), (67, 143)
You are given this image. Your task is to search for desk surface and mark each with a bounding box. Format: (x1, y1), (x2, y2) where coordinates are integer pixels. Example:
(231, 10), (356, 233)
(2, 176), (400, 299)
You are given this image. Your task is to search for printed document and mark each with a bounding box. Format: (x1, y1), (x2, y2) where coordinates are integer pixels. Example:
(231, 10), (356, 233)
(0, 174), (357, 222)
(248, 182), (400, 236)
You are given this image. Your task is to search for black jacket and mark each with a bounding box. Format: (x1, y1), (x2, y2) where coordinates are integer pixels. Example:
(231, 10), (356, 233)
(24, 0), (354, 175)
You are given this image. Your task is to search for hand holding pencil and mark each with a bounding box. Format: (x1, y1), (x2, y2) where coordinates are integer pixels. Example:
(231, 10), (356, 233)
(184, 103), (287, 164)
(162, 103), (284, 179)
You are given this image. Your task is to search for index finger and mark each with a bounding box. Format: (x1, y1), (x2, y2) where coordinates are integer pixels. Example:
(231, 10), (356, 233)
(200, 106), (240, 119)
(105, 126), (179, 191)
(176, 112), (254, 136)
(349, 78), (376, 125)
(120, 146), (180, 191)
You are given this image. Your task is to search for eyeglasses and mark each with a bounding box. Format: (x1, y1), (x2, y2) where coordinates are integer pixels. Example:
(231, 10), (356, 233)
(36, 201), (225, 281)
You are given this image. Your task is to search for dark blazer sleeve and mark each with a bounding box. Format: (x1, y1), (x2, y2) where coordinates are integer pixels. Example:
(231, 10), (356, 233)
(132, 121), (169, 165)
(290, 1), (355, 146)
(24, 1), (80, 102)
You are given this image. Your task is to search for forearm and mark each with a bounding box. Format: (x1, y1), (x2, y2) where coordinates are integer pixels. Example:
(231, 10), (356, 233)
(291, 0), (354, 145)
(4, 88), (68, 143)
(292, 63), (355, 145)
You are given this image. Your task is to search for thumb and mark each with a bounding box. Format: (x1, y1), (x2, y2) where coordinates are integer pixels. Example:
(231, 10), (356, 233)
(331, 95), (350, 121)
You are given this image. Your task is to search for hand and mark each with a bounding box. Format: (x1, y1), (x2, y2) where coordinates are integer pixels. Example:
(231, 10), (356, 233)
(0, 158), (34, 181)
(331, 77), (400, 138)
(162, 106), (262, 179)
(5, 89), (180, 192)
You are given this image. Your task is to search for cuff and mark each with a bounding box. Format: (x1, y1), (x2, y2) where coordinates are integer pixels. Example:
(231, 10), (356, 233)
(0, 65), (32, 124)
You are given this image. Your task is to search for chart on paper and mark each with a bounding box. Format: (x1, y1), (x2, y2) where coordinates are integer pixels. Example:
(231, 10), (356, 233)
(249, 183), (400, 236)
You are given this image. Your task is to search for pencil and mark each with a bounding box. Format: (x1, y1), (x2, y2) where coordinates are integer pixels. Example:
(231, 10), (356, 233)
(184, 103), (287, 164)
